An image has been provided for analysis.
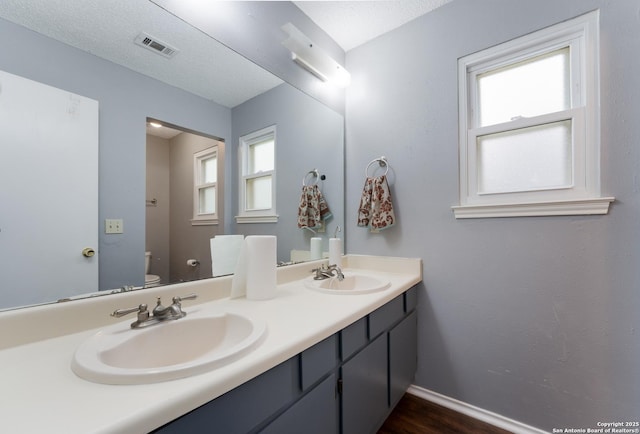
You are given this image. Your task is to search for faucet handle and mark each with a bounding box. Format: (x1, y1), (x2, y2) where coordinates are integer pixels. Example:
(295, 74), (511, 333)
(111, 303), (149, 319)
(172, 293), (197, 304)
(168, 294), (197, 320)
(312, 263), (331, 271)
(111, 303), (147, 318)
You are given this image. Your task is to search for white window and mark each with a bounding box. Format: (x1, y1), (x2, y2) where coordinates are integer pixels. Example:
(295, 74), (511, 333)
(453, 11), (613, 218)
(237, 125), (278, 223)
(192, 147), (218, 225)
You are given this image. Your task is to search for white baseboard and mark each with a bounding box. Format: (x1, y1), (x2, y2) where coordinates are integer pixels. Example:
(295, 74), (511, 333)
(407, 385), (549, 434)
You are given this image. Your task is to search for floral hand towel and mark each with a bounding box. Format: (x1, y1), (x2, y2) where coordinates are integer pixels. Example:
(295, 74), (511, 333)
(297, 185), (332, 229)
(357, 175), (395, 231)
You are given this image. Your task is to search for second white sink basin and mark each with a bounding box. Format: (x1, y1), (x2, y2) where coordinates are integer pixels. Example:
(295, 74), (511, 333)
(71, 310), (267, 385)
(305, 272), (391, 295)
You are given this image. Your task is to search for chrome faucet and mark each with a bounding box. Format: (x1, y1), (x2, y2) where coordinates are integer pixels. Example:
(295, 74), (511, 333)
(111, 293), (197, 329)
(311, 264), (345, 281)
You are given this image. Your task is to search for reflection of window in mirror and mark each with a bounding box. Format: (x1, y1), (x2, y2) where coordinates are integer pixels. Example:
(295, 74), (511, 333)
(193, 147), (218, 225)
(237, 125), (278, 223)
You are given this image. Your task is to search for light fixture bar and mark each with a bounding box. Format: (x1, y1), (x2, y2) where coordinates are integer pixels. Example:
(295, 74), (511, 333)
(281, 23), (350, 88)
(292, 53), (328, 82)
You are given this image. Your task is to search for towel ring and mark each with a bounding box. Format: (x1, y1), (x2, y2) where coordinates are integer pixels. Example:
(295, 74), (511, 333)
(365, 156), (390, 177)
(303, 169), (326, 186)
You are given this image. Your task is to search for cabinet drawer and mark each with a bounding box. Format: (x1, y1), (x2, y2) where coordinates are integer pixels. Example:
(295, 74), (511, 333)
(369, 294), (404, 339)
(153, 359), (296, 434)
(404, 286), (418, 313)
(260, 373), (338, 434)
(300, 334), (338, 391)
(340, 317), (367, 361)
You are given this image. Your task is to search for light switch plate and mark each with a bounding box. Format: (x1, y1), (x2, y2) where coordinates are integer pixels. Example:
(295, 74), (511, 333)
(105, 219), (123, 234)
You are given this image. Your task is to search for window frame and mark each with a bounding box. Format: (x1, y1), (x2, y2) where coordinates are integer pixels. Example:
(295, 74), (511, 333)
(192, 146), (219, 226)
(236, 125), (278, 223)
(453, 11), (613, 218)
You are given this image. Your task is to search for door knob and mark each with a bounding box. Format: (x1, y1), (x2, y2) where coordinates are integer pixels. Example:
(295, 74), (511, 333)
(82, 247), (95, 257)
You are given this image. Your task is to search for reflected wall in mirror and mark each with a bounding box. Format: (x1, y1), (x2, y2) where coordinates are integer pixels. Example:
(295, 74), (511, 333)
(144, 79), (345, 287)
(146, 122), (225, 286)
(230, 81), (344, 265)
(0, 1), (344, 311)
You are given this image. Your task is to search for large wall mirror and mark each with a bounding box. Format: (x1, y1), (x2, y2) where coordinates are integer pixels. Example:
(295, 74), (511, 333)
(0, 1), (344, 311)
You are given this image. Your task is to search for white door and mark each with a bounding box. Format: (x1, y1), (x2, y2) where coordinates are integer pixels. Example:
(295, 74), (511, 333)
(0, 70), (99, 309)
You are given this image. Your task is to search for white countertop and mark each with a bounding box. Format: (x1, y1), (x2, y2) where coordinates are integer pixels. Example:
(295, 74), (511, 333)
(0, 255), (421, 434)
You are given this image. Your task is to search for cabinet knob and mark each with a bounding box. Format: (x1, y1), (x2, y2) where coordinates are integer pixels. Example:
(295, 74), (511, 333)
(82, 247), (95, 257)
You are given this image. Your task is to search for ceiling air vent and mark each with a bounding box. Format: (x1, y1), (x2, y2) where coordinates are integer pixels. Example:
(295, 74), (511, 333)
(134, 32), (178, 58)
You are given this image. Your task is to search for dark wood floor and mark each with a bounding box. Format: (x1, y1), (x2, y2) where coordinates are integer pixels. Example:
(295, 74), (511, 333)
(378, 393), (513, 434)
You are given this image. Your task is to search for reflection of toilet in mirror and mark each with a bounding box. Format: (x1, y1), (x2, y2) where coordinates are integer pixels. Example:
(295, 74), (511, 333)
(145, 251), (161, 287)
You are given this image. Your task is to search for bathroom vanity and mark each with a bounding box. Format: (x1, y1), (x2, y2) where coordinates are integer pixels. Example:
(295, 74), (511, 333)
(0, 255), (421, 434)
(155, 286), (417, 433)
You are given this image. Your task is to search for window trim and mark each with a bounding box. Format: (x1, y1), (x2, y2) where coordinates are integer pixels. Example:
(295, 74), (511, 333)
(454, 10), (613, 218)
(236, 125), (278, 224)
(192, 147), (219, 226)
(469, 109), (584, 200)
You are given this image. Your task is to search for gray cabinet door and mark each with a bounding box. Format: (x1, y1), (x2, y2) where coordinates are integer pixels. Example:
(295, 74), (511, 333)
(389, 310), (417, 407)
(261, 373), (338, 434)
(341, 333), (388, 434)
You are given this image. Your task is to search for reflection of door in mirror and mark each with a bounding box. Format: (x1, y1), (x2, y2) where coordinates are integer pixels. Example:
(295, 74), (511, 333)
(145, 120), (225, 286)
(0, 70), (99, 309)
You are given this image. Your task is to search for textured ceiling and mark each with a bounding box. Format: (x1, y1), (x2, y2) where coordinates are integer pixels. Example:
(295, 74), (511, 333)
(294, 0), (453, 51)
(0, 0), (283, 108)
(0, 1), (451, 108)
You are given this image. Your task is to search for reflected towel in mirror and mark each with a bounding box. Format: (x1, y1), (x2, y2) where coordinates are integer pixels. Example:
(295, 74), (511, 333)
(297, 185), (332, 229)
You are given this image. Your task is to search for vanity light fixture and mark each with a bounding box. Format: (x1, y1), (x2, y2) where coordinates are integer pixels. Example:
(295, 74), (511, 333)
(149, 121), (163, 128)
(281, 23), (351, 88)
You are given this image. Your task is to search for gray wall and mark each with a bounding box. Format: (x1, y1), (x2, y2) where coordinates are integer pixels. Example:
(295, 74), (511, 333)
(0, 17), (232, 290)
(345, 0), (639, 431)
(145, 135), (171, 283)
(231, 83), (345, 262)
(145, 132), (224, 284)
(169, 133), (224, 283)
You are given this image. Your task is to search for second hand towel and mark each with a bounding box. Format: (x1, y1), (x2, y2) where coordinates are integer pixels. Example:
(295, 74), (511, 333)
(357, 175), (395, 231)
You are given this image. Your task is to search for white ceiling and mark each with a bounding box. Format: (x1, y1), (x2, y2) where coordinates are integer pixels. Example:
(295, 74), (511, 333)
(0, 0), (283, 108)
(295, 0), (453, 52)
(0, 0), (451, 109)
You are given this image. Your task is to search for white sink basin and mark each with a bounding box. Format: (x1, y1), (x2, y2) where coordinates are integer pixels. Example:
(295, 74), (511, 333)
(71, 311), (267, 385)
(305, 272), (391, 295)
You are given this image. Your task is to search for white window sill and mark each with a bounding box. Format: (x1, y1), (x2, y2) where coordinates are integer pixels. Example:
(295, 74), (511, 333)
(235, 214), (279, 224)
(452, 197), (615, 219)
(191, 218), (218, 226)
